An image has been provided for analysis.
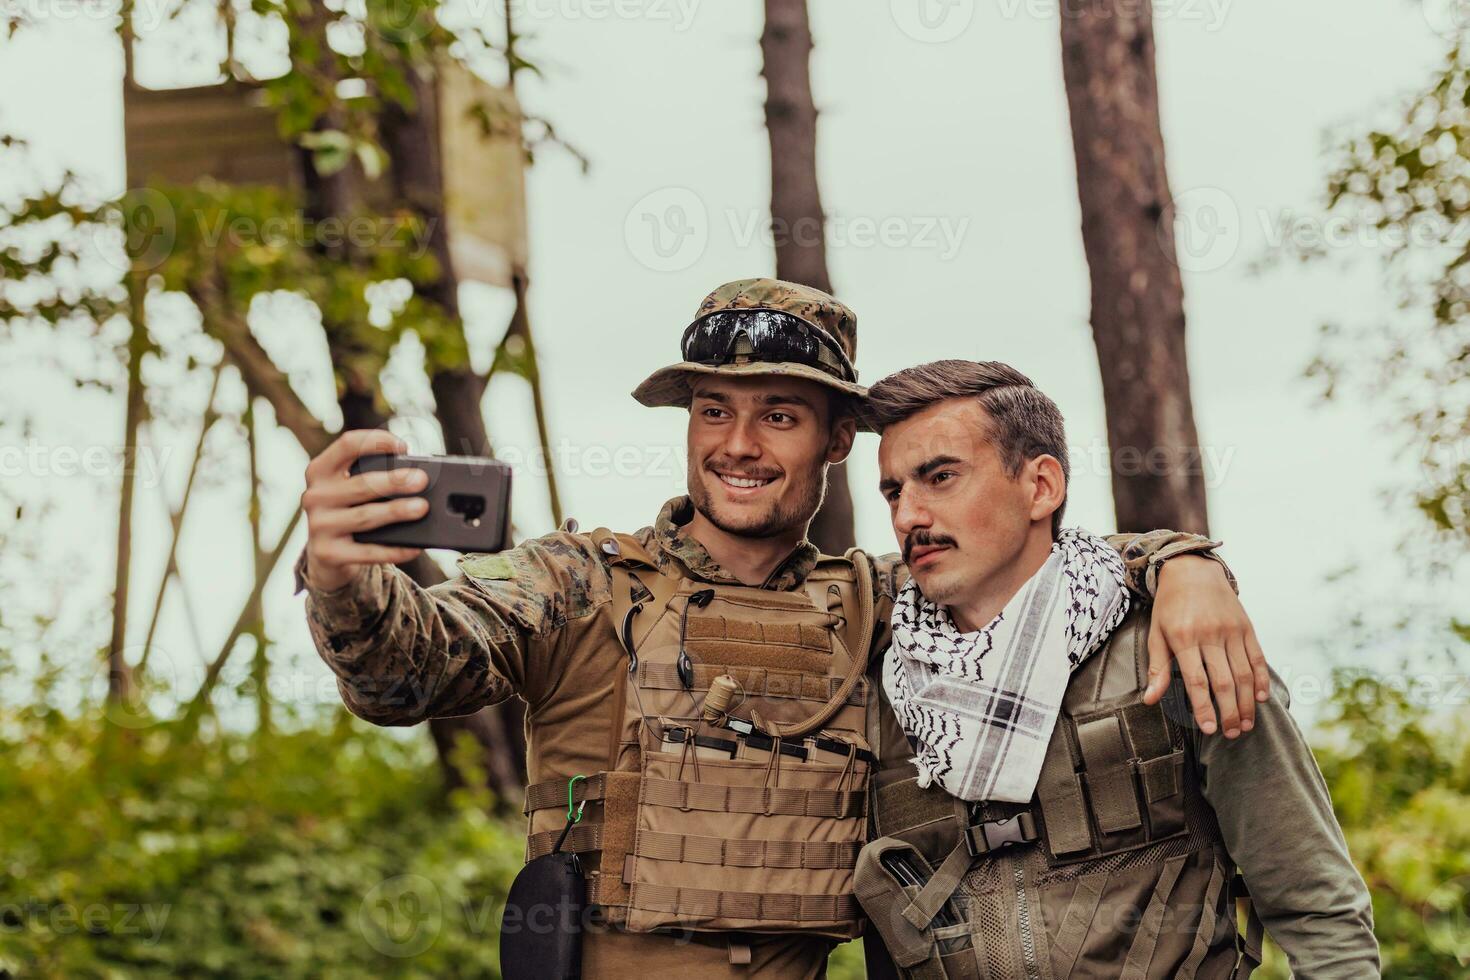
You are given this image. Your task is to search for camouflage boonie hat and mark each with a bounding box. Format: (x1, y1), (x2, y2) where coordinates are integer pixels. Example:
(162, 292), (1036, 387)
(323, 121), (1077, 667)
(632, 277), (872, 431)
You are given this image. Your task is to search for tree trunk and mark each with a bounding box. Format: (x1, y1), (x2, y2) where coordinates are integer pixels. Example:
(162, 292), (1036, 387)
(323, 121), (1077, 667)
(106, 276), (146, 706)
(379, 64), (529, 794)
(497, 268), (564, 528)
(761, 0), (831, 297)
(1059, 0), (1210, 534)
(291, 14), (526, 797)
(760, 0), (855, 555)
(246, 396), (272, 735)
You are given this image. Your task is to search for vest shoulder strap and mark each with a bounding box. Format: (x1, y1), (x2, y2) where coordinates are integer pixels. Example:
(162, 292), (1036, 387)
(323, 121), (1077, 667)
(1063, 604), (1153, 712)
(588, 527), (679, 658)
(800, 550), (876, 671)
(587, 527), (659, 569)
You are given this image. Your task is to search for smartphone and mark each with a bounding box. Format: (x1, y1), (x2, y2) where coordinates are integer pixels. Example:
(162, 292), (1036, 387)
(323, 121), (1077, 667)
(349, 453), (512, 553)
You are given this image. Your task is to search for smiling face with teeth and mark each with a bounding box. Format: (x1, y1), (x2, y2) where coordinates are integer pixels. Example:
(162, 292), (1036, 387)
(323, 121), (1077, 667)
(685, 375), (856, 544)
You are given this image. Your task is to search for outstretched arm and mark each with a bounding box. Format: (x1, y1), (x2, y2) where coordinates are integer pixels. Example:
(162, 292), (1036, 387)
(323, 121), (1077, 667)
(296, 430), (604, 724)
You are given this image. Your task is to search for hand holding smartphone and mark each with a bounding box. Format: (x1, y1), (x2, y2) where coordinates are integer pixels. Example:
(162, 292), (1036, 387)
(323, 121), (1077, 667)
(301, 432), (516, 594)
(349, 453), (513, 553)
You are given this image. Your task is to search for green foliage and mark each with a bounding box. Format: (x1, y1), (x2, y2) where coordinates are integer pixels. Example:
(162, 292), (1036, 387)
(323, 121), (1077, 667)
(1301, 669), (1470, 976)
(0, 699), (879, 979)
(254, 0), (454, 166)
(247, 0), (548, 177)
(0, 713), (523, 978)
(1297, 41), (1470, 970)
(141, 179), (467, 374)
(0, 139), (128, 335)
(827, 938), (866, 979)
(1306, 43), (1470, 546)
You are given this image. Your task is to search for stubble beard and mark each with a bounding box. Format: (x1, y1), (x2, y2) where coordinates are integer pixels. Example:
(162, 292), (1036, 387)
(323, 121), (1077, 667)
(912, 568), (963, 608)
(689, 461), (828, 540)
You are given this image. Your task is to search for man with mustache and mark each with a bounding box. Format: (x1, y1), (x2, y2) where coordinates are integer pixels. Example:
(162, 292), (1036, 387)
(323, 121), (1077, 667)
(857, 360), (1377, 978)
(295, 279), (1269, 978)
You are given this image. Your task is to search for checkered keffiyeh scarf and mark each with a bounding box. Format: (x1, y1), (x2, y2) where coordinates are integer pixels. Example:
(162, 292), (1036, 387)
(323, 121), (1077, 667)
(883, 529), (1130, 804)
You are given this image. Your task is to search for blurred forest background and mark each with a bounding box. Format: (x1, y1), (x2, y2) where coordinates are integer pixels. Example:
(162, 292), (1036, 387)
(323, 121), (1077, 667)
(1, 0), (1468, 976)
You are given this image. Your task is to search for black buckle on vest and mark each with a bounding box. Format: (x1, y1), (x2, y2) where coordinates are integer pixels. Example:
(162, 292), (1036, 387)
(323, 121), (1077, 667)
(964, 812), (1039, 857)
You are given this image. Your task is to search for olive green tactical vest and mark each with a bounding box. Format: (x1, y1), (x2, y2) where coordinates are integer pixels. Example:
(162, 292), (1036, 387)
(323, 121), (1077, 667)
(858, 608), (1265, 979)
(520, 529), (876, 940)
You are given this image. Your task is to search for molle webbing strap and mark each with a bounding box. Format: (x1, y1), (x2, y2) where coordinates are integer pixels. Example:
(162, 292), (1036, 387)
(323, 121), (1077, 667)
(1051, 875), (1106, 978)
(640, 777), (865, 818)
(872, 775), (960, 840)
(661, 726), (875, 767)
(1120, 853), (1189, 979)
(686, 613), (832, 647)
(1076, 713), (1144, 834)
(634, 831), (859, 870)
(1037, 725), (1093, 856)
(637, 662), (866, 705)
(629, 883), (860, 923)
(593, 770), (641, 908)
(1177, 860), (1228, 980)
(526, 822), (604, 860)
(1233, 875), (1265, 978)
(523, 773), (606, 815)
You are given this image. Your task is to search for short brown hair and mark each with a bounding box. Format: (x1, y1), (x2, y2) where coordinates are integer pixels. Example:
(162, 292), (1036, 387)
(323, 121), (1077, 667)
(865, 360), (1070, 536)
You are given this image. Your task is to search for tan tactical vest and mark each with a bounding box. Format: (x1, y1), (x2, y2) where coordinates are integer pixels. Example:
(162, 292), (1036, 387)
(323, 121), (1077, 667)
(857, 608), (1265, 980)
(520, 529), (877, 941)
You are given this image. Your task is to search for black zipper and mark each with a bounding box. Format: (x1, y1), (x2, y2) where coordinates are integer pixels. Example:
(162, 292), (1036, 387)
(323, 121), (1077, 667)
(1010, 852), (1041, 980)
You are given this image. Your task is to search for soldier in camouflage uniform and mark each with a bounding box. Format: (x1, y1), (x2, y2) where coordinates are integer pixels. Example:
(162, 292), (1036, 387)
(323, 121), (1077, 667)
(295, 278), (1268, 978)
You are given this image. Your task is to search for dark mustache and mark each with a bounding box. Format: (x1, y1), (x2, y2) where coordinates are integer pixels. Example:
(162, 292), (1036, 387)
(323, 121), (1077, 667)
(903, 531), (957, 564)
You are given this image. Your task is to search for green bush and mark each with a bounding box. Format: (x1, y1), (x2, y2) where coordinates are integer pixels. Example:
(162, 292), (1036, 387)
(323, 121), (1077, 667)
(0, 701), (872, 979)
(0, 711), (523, 979)
(6, 661), (1469, 977)
(1305, 670), (1470, 977)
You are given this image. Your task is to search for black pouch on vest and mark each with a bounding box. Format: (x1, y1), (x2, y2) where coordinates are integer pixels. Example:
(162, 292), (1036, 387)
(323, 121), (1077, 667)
(500, 850), (586, 980)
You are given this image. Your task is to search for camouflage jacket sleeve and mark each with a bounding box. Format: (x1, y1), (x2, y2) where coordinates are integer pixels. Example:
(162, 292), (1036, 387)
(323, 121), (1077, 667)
(1171, 668), (1381, 977)
(294, 532), (614, 725)
(1106, 530), (1237, 597)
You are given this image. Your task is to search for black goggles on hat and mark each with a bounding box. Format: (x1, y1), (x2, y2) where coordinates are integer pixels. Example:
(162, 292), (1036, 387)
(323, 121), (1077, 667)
(679, 309), (857, 384)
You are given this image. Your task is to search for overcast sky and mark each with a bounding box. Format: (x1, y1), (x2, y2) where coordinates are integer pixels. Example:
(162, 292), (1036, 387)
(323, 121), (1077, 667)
(2, 0), (1463, 725)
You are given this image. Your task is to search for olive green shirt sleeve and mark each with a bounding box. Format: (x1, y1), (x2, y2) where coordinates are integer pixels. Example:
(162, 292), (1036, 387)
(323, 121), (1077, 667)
(294, 532), (612, 725)
(1106, 530), (1238, 597)
(1168, 666), (1380, 978)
